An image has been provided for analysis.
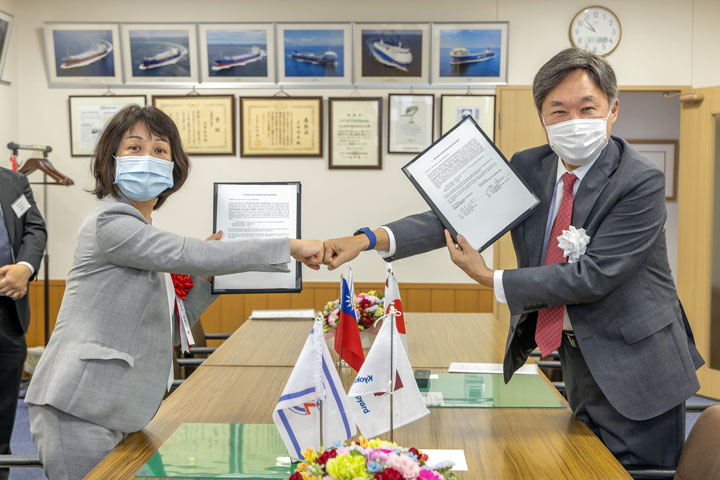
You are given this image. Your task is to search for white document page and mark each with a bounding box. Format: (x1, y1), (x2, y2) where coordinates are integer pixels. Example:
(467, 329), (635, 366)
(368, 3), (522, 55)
(421, 449), (469, 471)
(448, 362), (539, 375)
(249, 309), (315, 320)
(213, 183), (298, 292)
(403, 117), (538, 251)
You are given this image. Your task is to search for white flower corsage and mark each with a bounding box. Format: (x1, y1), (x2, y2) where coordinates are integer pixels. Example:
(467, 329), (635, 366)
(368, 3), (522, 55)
(557, 226), (590, 263)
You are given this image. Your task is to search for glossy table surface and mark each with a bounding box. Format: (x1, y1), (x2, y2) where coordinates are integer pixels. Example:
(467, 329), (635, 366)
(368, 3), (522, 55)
(87, 313), (631, 479)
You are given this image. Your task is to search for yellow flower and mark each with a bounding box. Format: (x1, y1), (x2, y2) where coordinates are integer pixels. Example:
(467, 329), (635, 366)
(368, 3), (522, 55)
(368, 438), (400, 449)
(355, 436), (369, 448)
(302, 446), (317, 462)
(325, 455), (369, 480)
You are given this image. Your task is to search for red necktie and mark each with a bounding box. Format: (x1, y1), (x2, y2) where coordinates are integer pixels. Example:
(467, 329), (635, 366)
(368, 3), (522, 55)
(535, 172), (578, 357)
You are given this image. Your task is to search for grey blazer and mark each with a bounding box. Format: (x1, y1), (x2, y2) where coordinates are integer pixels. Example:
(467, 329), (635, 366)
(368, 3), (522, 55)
(0, 167), (47, 332)
(385, 137), (703, 422)
(26, 196), (291, 432)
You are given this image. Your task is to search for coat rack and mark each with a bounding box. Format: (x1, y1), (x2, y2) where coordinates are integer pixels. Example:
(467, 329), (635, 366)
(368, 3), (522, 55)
(7, 142), (74, 344)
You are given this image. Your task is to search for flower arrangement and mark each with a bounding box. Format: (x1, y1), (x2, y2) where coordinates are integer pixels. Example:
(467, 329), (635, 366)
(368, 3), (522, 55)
(321, 291), (385, 334)
(288, 437), (458, 480)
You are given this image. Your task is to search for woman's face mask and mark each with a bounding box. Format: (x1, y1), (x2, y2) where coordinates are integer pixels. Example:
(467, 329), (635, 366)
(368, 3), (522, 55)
(113, 155), (174, 202)
(543, 109), (613, 167)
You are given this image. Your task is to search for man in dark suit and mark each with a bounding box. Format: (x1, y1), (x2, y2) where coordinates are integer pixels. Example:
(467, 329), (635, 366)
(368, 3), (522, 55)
(323, 48), (703, 468)
(0, 166), (46, 480)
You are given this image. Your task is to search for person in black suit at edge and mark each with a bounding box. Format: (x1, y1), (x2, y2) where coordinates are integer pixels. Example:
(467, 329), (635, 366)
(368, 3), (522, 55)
(0, 165), (47, 480)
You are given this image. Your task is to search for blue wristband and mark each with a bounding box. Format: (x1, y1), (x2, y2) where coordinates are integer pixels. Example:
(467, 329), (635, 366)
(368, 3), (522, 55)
(354, 227), (376, 251)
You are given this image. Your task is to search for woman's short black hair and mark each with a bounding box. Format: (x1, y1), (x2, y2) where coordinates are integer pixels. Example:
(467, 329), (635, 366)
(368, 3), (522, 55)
(91, 104), (189, 209)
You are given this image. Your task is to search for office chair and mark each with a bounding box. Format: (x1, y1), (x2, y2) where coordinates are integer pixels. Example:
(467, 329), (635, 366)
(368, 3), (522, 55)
(624, 405), (720, 479)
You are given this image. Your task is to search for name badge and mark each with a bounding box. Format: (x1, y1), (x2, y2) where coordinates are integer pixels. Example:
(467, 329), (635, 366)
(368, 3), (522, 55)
(11, 195), (31, 218)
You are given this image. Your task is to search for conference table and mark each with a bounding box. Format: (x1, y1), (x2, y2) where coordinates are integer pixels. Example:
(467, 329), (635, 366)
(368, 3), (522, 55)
(87, 313), (631, 479)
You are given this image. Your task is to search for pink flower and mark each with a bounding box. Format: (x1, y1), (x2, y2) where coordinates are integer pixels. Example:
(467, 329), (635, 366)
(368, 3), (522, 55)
(366, 448), (389, 463)
(418, 470), (443, 480)
(386, 453), (421, 479)
(327, 310), (339, 327)
(335, 446), (350, 455)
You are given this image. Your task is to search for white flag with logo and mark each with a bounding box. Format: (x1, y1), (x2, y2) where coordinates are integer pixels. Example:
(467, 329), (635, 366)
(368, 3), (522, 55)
(384, 264), (408, 354)
(272, 322), (356, 458)
(347, 311), (429, 438)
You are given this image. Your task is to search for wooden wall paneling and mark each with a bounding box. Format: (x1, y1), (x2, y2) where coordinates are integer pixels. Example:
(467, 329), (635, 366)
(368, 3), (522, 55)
(455, 288), (479, 312)
(407, 288), (432, 311)
(25, 281), (494, 348)
(431, 289), (455, 312)
(289, 289), (315, 309)
(678, 85), (720, 399)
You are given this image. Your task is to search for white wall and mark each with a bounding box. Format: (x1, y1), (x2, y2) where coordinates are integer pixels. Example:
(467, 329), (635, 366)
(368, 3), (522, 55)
(0, 0), (16, 141)
(7, 0), (720, 281)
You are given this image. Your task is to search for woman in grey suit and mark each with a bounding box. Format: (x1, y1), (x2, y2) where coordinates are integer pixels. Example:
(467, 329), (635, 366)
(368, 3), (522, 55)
(25, 105), (323, 480)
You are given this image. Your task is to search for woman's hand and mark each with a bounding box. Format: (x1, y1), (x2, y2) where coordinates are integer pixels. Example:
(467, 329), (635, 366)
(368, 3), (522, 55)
(290, 239), (324, 270)
(444, 230), (494, 287)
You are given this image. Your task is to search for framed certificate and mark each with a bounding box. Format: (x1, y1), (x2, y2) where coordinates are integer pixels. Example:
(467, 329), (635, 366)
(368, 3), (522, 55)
(239, 96), (323, 157)
(328, 97), (382, 169)
(402, 115), (538, 252)
(152, 95), (236, 156)
(388, 93), (434, 154)
(440, 94), (495, 138)
(69, 95), (147, 156)
(212, 182), (302, 294)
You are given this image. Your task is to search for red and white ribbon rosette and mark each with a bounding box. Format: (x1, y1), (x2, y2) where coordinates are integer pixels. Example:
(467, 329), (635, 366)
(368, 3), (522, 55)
(171, 273), (195, 353)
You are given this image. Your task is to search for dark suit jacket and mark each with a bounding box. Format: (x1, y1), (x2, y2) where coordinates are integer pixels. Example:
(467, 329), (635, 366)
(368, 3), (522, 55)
(0, 167), (47, 332)
(385, 137), (703, 422)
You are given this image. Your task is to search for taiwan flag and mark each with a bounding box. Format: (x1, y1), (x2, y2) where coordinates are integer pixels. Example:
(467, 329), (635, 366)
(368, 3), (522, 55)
(334, 266), (365, 371)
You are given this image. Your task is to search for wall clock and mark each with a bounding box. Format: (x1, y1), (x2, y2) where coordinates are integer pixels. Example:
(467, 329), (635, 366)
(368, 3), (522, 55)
(569, 6), (621, 56)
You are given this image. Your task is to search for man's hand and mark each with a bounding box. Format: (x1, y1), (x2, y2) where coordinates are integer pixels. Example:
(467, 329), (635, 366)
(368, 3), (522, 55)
(444, 230), (494, 287)
(323, 235), (369, 271)
(290, 239), (324, 270)
(0, 264), (33, 300)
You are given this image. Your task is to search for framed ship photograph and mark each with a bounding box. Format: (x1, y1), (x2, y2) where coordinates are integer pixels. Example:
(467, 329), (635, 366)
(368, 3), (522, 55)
(276, 23), (352, 84)
(431, 22), (508, 85)
(121, 23), (198, 84)
(239, 96), (323, 157)
(69, 95), (147, 156)
(0, 10), (13, 81)
(43, 23), (123, 86)
(440, 94), (495, 138)
(354, 23), (430, 84)
(388, 93), (434, 154)
(198, 23), (275, 84)
(152, 95), (236, 156)
(328, 97), (382, 169)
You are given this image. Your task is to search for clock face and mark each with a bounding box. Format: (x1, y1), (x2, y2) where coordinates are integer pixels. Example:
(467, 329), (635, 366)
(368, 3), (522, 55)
(569, 6), (621, 56)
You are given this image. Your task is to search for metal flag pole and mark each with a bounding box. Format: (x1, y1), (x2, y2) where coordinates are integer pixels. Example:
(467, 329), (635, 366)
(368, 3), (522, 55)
(337, 273), (343, 379)
(313, 313), (326, 450)
(388, 305), (396, 442)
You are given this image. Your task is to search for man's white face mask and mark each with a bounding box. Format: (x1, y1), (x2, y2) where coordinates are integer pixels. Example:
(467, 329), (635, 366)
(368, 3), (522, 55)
(543, 108), (612, 166)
